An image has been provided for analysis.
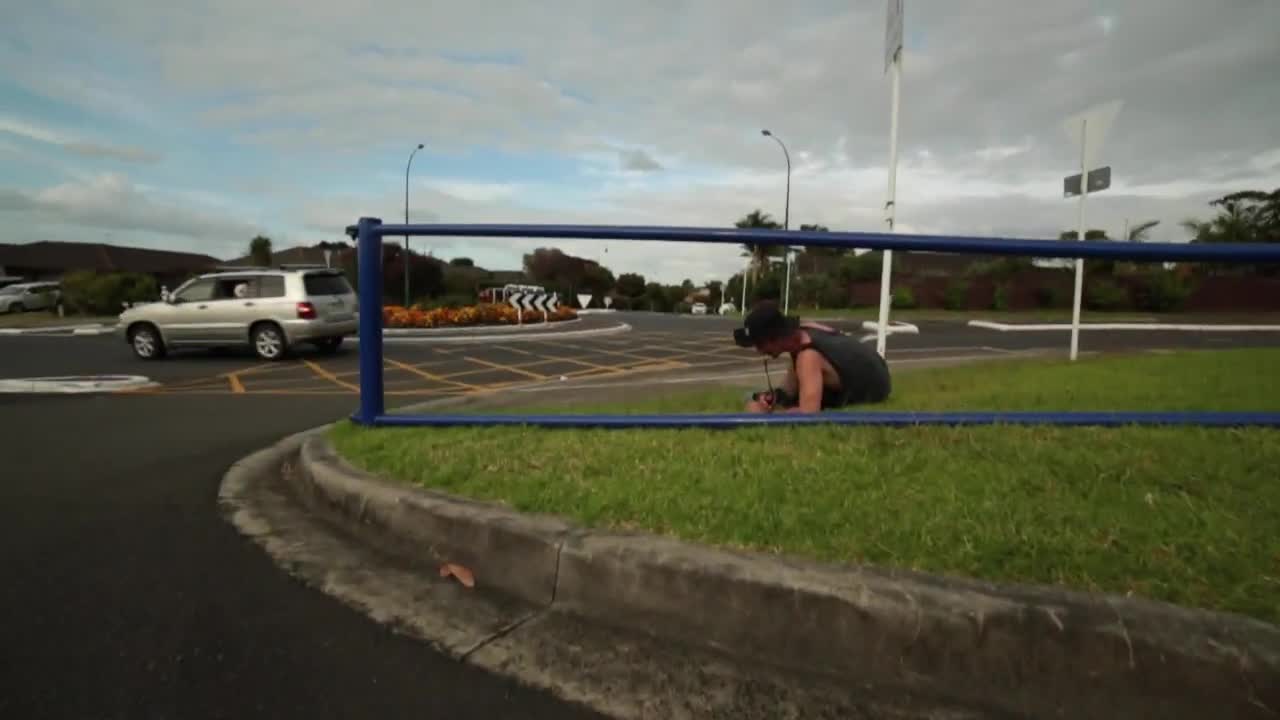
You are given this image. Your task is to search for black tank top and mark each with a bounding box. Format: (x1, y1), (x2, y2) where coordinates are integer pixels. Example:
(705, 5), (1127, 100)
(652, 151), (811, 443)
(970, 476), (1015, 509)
(791, 327), (892, 406)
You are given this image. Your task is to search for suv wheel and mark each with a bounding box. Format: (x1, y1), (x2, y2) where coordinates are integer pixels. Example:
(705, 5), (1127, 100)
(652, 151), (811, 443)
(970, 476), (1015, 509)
(129, 324), (166, 360)
(251, 322), (288, 361)
(315, 337), (343, 354)
(8, 303), (23, 314)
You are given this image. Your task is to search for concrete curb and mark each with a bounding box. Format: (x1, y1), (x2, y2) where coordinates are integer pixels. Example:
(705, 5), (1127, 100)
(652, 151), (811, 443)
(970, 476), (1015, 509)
(384, 317), (583, 336)
(0, 322), (114, 336)
(369, 321), (631, 345)
(295, 432), (1280, 719)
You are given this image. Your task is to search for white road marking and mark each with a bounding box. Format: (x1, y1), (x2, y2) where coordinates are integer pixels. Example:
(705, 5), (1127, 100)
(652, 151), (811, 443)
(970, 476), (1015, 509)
(968, 320), (1280, 332)
(0, 375), (157, 394)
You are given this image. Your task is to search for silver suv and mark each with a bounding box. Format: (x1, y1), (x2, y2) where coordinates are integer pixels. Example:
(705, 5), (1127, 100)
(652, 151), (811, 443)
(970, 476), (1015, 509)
(117, 266), (358, 361)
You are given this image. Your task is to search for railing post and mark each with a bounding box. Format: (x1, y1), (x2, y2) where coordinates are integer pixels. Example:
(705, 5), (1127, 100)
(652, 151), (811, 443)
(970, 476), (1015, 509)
(355, 216), (384, 424)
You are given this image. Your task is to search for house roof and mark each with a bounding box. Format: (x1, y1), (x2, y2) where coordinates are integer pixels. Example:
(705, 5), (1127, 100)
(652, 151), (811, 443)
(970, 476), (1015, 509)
(0, 241), (221, 275)
(223, 245), (350, 267)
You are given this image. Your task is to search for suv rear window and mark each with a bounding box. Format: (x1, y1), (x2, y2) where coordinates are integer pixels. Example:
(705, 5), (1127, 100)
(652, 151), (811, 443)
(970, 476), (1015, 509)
(303, 273), (353, 296)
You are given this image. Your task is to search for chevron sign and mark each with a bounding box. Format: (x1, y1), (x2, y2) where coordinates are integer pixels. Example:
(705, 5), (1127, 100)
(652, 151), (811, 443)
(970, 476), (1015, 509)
(507, 291), (559, 314)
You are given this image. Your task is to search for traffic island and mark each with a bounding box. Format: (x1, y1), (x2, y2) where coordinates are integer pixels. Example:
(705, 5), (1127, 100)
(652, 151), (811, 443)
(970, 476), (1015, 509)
(224, 351), (1280, 719)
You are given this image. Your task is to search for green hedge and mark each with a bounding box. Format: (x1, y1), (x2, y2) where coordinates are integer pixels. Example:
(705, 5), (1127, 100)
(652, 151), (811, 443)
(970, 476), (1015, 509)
(61, 271), (159, 316)
(1085, 278), (1130, 311)
(1131, 272), (1194, 312)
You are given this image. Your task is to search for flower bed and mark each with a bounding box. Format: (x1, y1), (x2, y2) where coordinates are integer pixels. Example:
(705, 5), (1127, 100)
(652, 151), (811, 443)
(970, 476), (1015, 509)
(382, 303), (577, 329)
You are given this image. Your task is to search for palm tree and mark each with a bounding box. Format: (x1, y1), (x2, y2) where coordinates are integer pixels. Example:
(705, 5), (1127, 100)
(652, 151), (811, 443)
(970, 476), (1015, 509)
(1126, 220), (1159, 242)
(735, 209), (783, 280)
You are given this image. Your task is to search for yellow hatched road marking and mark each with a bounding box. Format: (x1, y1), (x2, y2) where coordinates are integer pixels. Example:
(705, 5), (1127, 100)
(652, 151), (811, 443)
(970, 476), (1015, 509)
(302, 360), (360, 391)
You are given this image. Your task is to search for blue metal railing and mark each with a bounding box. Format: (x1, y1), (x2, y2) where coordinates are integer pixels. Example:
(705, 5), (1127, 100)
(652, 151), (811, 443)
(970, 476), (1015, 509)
(349, 216), (1280, 428)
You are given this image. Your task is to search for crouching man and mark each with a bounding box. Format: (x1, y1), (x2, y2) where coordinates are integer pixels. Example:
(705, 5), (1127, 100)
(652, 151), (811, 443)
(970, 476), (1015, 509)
(733, 301), (892, 414)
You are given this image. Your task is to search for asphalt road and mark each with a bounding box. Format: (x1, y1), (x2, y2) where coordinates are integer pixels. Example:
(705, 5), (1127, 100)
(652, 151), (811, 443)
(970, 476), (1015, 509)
(2, 311), (1278, 719)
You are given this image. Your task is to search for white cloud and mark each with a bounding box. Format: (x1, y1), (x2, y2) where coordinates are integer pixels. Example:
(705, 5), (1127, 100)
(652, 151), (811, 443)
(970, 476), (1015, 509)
(4, 0), (1280, 283)
(0, 174), (265, 256)
(0, 116), (161, 163)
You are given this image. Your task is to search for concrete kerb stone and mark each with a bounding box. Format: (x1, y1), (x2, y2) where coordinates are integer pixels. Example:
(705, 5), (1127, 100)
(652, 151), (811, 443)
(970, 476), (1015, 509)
(383, 317), (583, 336)
(228, 383), (1280, 718)
(289, 430), (1280, 718)
(294, 435), (571, 608)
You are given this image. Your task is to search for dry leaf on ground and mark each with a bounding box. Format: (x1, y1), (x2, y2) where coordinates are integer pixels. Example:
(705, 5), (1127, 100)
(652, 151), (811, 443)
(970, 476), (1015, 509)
(439, 562), (476, 588)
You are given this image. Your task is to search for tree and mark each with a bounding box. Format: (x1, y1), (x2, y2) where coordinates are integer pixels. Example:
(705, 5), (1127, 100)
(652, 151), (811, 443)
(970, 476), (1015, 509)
(249, 235), (272, 266)
(381, 244), (445, 304)
(1126, 220), (1160, 242)
(615, 272), (646, 298)
(1182, 189), (1280, 245)
(735, 209), (784, 281)
(582, 263), (616, 296)
(523, 247), (618, 298)
(449, 257), (475, 267)
(1058, 229), (1110, 241)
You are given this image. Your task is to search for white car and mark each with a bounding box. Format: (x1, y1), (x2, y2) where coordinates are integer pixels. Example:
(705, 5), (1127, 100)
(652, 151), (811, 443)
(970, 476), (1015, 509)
(690, 302), (707, 315)
(116, 266), (357, 361)
(0, 282), (61, 313)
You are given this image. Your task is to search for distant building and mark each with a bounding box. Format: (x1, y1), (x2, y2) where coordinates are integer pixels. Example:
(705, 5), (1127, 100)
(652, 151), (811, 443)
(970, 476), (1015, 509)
(0, 241), (220, 287)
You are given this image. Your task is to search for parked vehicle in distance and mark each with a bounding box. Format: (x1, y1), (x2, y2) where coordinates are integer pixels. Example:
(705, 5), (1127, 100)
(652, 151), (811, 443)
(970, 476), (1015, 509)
(690, 302), (707, 315)
(116, 266), (357, 361)
(0, 282), (61, 313)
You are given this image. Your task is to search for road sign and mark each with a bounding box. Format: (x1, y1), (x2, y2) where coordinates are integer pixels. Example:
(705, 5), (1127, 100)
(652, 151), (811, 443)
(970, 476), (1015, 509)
(1064, 166), (1111, 197)
(507, 291), (558, 314)
(603, 297), (613, 308)
(576, 293), (592, 309)
(885, 0), (904, 72)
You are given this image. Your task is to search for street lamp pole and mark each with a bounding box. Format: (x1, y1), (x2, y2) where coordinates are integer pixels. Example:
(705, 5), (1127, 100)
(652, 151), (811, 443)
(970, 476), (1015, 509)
(404, 143), (424, 307)
(761, 129), (790, 230)
(762, 129), (793, 313)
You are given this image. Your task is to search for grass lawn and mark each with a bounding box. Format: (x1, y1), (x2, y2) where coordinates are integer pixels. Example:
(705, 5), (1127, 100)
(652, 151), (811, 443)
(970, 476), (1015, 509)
(0, 312), (117, 328)
(331, 348), (1280, 623)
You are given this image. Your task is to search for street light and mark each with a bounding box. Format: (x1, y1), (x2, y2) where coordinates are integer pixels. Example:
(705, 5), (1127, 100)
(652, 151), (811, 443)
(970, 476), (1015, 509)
(761, 129), (790, 230)
(404, 143), (425, 307)
(762, 129), (794, 313)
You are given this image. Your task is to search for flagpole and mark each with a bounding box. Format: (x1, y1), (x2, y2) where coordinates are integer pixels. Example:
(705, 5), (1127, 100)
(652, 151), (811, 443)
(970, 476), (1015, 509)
(877, 42), (902, 357)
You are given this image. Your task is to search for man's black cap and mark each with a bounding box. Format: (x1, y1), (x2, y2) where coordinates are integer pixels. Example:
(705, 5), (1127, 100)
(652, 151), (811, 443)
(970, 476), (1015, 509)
(733, 300), (799, 347)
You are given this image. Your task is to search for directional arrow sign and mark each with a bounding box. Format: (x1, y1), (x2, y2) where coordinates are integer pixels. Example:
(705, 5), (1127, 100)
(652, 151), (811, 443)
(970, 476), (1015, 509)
(1064, 166), (1112, 197)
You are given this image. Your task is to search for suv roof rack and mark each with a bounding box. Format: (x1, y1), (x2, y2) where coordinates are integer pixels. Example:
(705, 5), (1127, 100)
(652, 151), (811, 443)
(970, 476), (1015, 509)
(279, 264), (332, 270)
(211, 265), (269, 272)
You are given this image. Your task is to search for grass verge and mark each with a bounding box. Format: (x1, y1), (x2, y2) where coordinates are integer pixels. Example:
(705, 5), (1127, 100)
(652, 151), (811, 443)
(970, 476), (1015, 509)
(331, 348), (1280, 623)
(0, 312), (117, 328)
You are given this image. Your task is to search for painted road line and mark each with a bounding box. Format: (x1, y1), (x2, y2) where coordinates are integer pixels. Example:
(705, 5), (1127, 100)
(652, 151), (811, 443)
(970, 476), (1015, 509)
(0, 375), (158, 394)
(860, 320), (921, 334)
(461, 356), (548, 380)
(228, 374), (246, 394)
(332, 357), (455, 380)
(385, 358), (485, 391)
(302, 359), (360, 392)
(490, 344), (536, 356)
(968, 320), (1280, 332)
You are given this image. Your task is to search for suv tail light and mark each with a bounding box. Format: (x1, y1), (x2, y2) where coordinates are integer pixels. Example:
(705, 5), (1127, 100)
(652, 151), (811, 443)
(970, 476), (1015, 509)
(296, 301), (317, 319)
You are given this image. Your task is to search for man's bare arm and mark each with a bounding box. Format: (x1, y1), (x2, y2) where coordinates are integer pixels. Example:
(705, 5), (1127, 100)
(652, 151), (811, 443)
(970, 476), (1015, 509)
(781, 351), (824, 413)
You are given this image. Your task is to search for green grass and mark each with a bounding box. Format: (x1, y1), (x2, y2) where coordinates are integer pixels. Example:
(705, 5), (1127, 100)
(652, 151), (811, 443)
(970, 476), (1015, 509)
(331, 349), (1280, 623)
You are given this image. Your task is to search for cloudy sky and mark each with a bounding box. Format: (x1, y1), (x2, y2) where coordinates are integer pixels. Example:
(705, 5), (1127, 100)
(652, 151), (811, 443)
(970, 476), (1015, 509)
(2, 0), (1278, 284)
